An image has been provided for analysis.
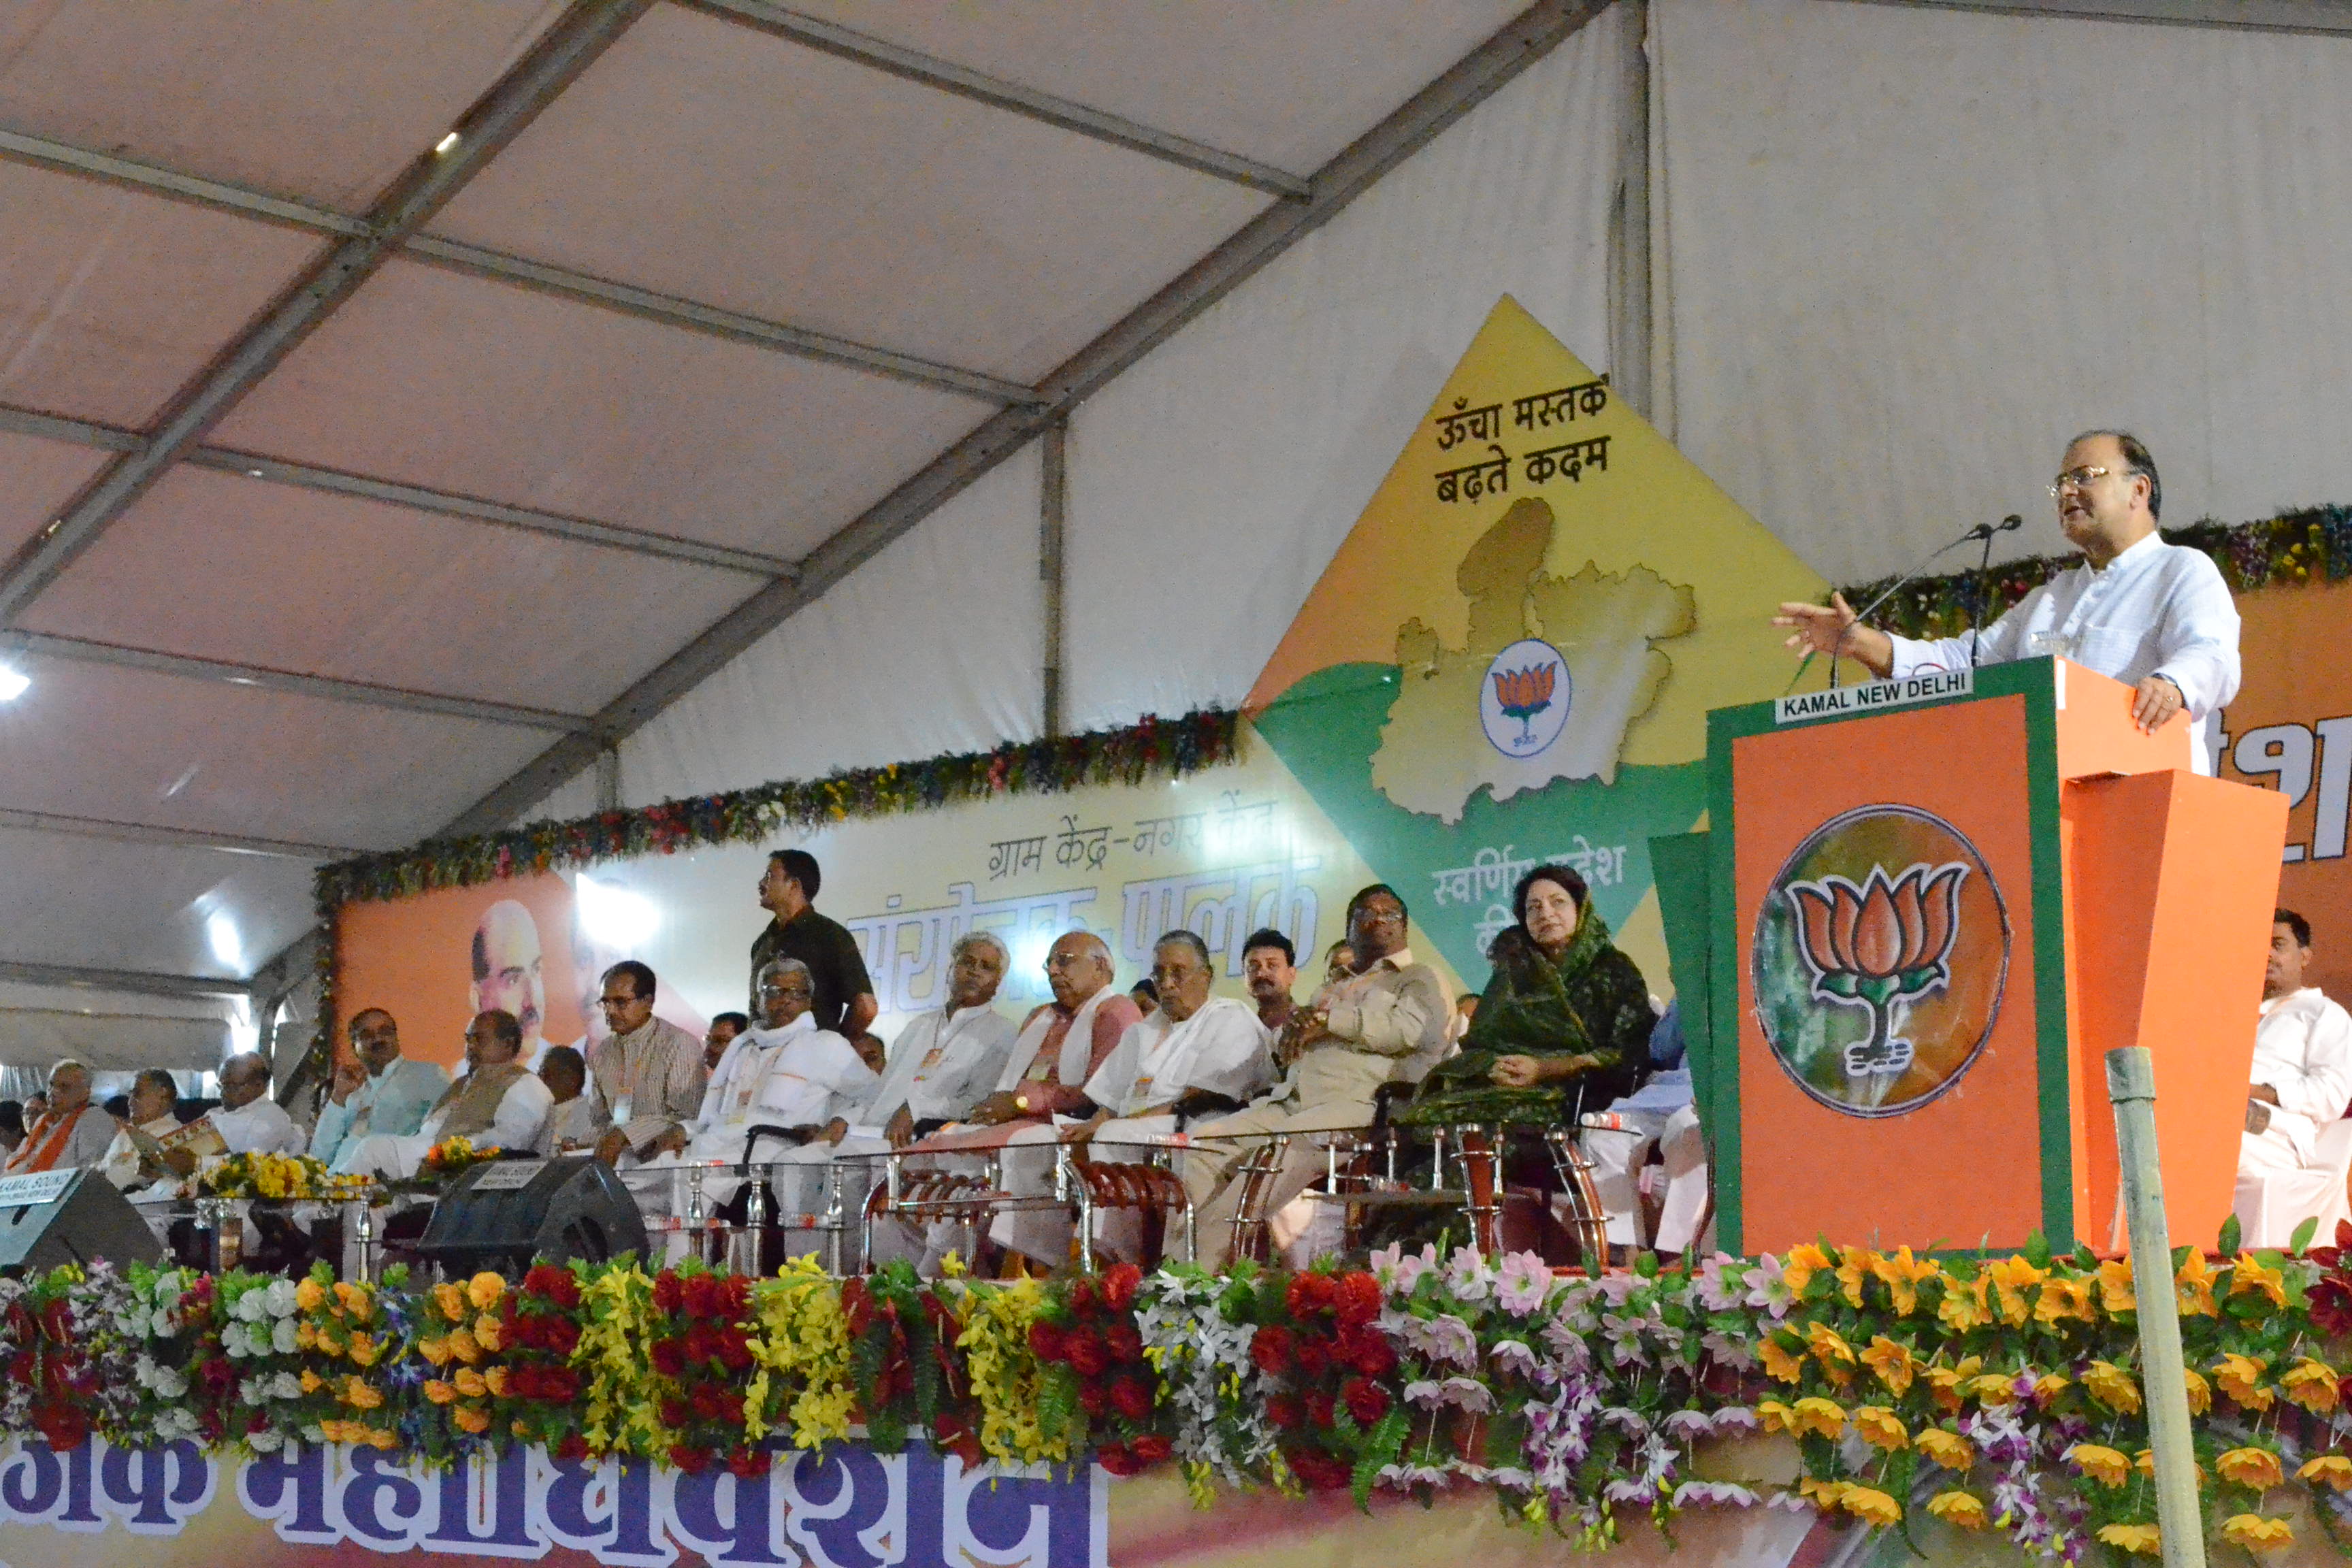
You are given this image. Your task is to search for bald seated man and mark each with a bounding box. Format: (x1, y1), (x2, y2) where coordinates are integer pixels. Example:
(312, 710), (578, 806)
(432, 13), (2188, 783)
(206, 1052), (306, 1155)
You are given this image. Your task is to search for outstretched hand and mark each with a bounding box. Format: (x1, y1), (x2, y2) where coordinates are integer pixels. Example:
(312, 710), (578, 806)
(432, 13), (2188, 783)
(1773, 593), (1859, 657)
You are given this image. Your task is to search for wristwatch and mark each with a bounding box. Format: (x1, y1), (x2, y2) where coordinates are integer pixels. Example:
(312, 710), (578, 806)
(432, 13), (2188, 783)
(1014, 1092), (1032, 1113)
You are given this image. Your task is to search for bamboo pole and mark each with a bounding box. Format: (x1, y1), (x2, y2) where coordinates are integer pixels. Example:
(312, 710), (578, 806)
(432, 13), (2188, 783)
(2106, 1046), (2206, 1568)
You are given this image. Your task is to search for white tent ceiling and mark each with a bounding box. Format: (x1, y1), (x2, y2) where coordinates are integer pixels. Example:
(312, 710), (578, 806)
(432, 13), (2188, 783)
(0, 0), (1563, 1024)
(2, 0), (2342, 1055)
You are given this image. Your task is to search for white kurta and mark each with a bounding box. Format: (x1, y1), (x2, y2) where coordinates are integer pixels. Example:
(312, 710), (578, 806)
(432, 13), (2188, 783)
(1885, 532), (2240, 771)
(208, 1097), (306, 1157)
(2243, 987), (2352, 1166)
(867, 1004), (1019, 1127)
(1083, 997), (1273, 1118)
(646, 1015), (879, 1210)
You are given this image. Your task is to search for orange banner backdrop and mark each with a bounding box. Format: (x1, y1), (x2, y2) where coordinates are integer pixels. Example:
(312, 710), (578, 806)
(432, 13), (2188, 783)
(2220, 578), (2352, 1000)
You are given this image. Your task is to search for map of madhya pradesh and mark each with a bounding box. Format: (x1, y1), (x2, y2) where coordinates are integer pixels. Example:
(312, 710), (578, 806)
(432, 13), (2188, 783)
(1373, 497), (1697, 823)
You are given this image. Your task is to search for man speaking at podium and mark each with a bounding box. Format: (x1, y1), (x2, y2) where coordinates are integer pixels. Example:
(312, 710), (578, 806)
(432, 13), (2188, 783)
(1774, 431), (2240, 771)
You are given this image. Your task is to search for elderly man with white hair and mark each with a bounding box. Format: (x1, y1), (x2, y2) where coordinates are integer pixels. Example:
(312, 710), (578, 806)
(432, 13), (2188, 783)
(987, 930), (1271, 1268)
(643, 958), (879, 1235)
(5, 1059), (117, 1173)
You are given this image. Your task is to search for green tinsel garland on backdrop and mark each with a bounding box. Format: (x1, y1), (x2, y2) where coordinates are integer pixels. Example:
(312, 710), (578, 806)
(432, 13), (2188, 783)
(1842, 502), (2352, 640)
(304, 706), (1242, 1088)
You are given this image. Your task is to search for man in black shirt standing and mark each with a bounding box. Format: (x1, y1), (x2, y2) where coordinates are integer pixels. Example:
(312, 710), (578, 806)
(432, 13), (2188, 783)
(749, 849), (878, 1039)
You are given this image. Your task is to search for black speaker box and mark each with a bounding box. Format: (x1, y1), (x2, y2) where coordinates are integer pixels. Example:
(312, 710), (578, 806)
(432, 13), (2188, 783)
(0, 1166), (164, 1273)
(414, 1155), (647, 1275)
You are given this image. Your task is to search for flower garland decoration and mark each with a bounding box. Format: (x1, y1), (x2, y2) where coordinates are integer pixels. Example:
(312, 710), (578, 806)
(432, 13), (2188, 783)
(17, 1216), (2352, 1561)
(1841, 504), (2352, 644)
(956, 1275), (1071, 1467)
(1024, 1262), (1170, 1476)
(644, 1262), (761, 1476)
(416, 1269), (514, 1451)
(743, 1256), (856, 1455)
(199, 1152), (352, 1202)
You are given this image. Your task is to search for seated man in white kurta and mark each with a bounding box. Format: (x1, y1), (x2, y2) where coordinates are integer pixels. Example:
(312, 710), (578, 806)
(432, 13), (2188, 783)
(2235, 909), (2352, 1247)
(1014, 930), (1271, 1265)
(641, 958), (879, 1221)
(338, 1011), (554, 1179)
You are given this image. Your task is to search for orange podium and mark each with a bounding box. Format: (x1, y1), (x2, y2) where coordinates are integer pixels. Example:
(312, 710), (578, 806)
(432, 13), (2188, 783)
(1693, 656), (2287, 1256)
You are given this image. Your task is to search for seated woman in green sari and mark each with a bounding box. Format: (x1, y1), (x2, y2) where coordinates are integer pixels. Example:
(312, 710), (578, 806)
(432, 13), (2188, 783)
(1399, 863), (1652, 1128)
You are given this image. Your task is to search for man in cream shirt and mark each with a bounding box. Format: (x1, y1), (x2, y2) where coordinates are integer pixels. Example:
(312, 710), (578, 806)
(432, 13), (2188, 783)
(2236, 909), (2352, 1246)
(1183, 884), (1448, 1266)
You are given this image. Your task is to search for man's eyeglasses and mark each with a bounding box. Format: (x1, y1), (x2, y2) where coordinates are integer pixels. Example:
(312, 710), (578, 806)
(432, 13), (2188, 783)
(2048, 465), (2114, 497)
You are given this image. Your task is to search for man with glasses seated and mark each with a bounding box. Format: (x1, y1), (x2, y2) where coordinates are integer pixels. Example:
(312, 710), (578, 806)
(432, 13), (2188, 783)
(584, 961), (707, 1167)
(1181, 884), (1450, 1267)
(1774, 429), (2240, 771)
(640, 958), (878, 1234)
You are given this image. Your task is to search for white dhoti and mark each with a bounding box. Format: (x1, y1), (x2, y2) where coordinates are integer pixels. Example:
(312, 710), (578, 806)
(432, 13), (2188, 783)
(1083, 1115), (1181, 1264)
(1584, 1105), (1709, 1254)
(987, 1124), (1074, 1267)
(2235, 1113), (2352, 1250)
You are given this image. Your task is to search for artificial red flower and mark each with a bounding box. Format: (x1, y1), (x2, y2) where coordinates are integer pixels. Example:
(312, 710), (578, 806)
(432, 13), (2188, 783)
(1250, 1325), (1294, 1376)
(1068, 1278), (1098, 1317)
(544, 1316), (581, 1356)
(1077, 1382), (1109, 1418)
(689, 1384), (723, 1421)
(650, 1339), (687, 1378)
(1100, 1263), (1143, 1313)
(668, 1445), (713, 1474)
(1294, 1335), (1330, 1376)
(726, 1447), (771, 1480)
(1028, 1321), (1066, 1363)
(1335, 1271), (1383, 1328)
(682, 1273), (723, 1322)
(717, 1275), (751, 1319)
(555, 1433), (591, 1462)
(1341, 1377), (1390, 1425)
(1130, 1433), (1173, 1465)
(2314, 1276), (2352, 1339)
(1286, 1272), (1338, 1320)
(1287, 1447), (1350, 1491)
(1103, 1322), (1144, 1364)
(651, 1271), (684, 1315)
(1094, 1442), (1143, 1477)
(716, 1326), (755, 1371)
(1303, 1391), (1335, 1429)
(659, 1399), (691, 1430)
(1265, 1395), (1302, 1431)
(1110, 1376), (1153, 1421)
(1064, 1328), (1109, 1379)
(683, 1323), (720, 1367)
(841, 1279), (875, 1337)
(1339, 1326), (1396, 1379)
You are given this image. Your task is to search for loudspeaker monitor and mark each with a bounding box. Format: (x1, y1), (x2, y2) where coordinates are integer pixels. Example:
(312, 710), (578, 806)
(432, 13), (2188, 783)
(0, 1166), (165, 1273)
(414, 1155), (647, 1276)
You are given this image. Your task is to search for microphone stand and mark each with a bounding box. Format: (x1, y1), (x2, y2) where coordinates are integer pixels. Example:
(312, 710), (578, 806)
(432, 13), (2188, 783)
(1967, 514), (2025, 670)
(1815, 523), (1995, 691)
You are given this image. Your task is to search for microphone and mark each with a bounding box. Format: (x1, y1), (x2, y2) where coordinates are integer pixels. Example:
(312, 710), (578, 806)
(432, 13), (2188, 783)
(1967, 514), (2025, 670)
(1817, 520), (2009, 690)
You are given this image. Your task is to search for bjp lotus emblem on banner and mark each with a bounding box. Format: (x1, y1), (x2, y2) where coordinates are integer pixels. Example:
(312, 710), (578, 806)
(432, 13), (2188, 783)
(1752, 806), (2010, 1117)
(1479, 637), (1573, 760)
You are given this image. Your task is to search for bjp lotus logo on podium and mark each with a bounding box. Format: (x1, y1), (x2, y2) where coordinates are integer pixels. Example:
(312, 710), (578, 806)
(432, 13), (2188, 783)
(1752, 806), (2011, 1117)
(1480, 638), (1572, 759)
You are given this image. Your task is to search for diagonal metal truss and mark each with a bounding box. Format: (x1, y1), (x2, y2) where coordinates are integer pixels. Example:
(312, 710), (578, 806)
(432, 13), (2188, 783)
(0, 806), (356, 860)
(1843, 0), (2352, 31)
(0, 402), (795, 578)
(0, 127), (1032, 405)
(0, 0), (659, 626)
(439, 0), (1618, 837)
(679, 0), (1316, 199)
(0, 959), (255, 1000)
(0, 628), (593, 733)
